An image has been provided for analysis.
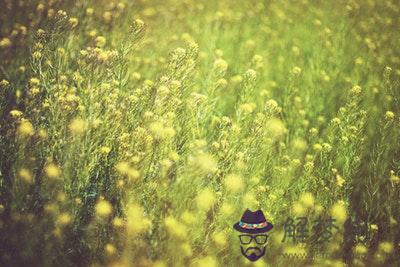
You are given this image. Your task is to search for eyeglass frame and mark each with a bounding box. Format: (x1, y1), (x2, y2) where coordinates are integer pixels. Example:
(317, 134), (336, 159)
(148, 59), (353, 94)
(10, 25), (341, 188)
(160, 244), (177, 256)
(238, 234), (269, 245)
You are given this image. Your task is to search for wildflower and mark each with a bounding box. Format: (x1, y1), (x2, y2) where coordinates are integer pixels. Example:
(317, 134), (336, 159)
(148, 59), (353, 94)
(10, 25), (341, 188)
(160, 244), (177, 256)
(196, 188), (216, 211)
(299, 192), (314, 208)
(132, 72), (141, 80)
(181, 243), (193, 257)
(213, 58), (228, 72)
(95, 36), (106, 47)
(370, 224), (378, 231)
(304, 161), (314, 172)
(292, 46), (300, 56)
(216, 78), (227, 88)
(67, 17), (78, 28)
(336, 174), (345, 187)
(224, 174), (244, 193)
(0, 79), (10, 88)
(84, 7), (94, 15)
(265, 99), (280, 113)
(0, 38), (12, 48)
(354, 244), (367, 255)
(291, 66), (302, 75)
(390, 170), (399, 184)
(57, 212), (72, 226)
(18, 120), (34, 136)
(134, 18), (145, 28)
(243, 192), (258, 208)
(189, 152), (217, 173)
(220, 203), (234, 215)
(292, 138), (307, 152)
(100, 146), (111, 154)
(103, 11), (112, 23)
(322, 143), (332, 152)
(212, 231), (227, 247)
(113, 217), (124, 228)
(29, 77), (40, 86)
(379, 242), (393, 254)
(45, 163), (61, 179)
(164, 216), (187, 240)
(331, 201), (347, 223)
(230, 75), (243, 84)
(331, 117), (341, 124)
(245, 69), (257, 81)
(33, 51), (43, 60)
(95, 199), (113, 217)
(350, 85), (362, 95)
(19, 168), (33, 183)
(105, 243), (116, 256)
(115, 161), (140, 180)
(149, 121), (176, 140)
(68, 118), (87, 135)
(292, 201), (306, 216)
(385, 111), (394, 121)
(126, 203), (151, 236)
(265, 118), (286, 139)
(194, 256), (217, 267)
(239, 103), (256, 114)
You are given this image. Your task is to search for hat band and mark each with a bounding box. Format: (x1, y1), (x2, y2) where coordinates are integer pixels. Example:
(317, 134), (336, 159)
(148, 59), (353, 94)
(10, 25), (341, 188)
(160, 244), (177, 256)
(239, 221), (269, 229)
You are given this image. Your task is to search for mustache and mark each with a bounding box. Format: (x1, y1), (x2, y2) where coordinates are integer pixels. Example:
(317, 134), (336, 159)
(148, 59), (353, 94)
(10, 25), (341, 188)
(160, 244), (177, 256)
(243, 246), (264, 255)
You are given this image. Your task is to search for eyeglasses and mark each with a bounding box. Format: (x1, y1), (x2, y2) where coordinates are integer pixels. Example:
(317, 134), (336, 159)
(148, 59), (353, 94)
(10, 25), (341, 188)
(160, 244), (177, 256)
(239, 234), (268, 245)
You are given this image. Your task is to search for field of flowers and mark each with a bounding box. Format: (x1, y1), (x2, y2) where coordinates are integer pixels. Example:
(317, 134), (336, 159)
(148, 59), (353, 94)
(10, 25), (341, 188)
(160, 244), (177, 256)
(0, 0), (399, 266)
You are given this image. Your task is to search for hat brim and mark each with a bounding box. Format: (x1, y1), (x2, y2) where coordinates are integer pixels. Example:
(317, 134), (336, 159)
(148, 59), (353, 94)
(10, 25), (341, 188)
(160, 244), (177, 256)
(233, 222), (273, 234)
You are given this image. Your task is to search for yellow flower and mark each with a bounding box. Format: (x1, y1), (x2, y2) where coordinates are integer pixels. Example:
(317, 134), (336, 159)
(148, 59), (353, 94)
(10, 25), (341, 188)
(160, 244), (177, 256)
(220, 203), (234, 216)
(0, 38), (12, 48)
(0, 79), (10, 88)
(10, 110), (23, 118)
(95, 199), (113, 217)
(212, 231), (227, 247)
(196, 188), (216, 211)
(213, 59), (228, 72)
(68, 118), (87, 135)
(350, 85), (362, 95)
(18, 120), (34, 136)
(29, 77), (40, 86)
(379, 242), (393, 254)
(95, 36), (106, 47)
(68, 17), (78, 28)
(115, 161), (140, 180)
(100, 146), (111, 154)
(313, 143), (322, 152)
(331, 201), (347, 223)
(104, 243), (116, 256)
(19, 168), (33, 183)
(45, 163), (61, 179)
(336, 174), (345, 187)
(224, 174), (244, 193)
(164, 216), (187, 240)
(57, 212), (72, 226)
(291, 66), (302, 75)
(126, 204), (151, 235)
(113, 217), (124, 228)
(86, 8), (94, 16)
(385, 111), (394, 121)
(265, 118), (286, 139)
(299, 192), (314, 208)
(193, 256), (217, 267)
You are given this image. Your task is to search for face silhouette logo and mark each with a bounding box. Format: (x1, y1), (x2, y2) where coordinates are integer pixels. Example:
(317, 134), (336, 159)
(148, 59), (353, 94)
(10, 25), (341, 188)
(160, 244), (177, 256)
(233, 209), (273, 262)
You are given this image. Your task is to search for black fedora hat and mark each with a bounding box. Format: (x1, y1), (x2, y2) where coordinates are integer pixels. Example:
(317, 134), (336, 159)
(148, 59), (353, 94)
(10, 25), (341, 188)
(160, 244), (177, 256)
(233, 209), (273, 234)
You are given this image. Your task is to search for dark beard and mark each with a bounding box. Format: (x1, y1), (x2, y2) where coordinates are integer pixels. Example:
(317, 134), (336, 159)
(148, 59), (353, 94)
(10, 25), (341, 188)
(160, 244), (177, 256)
(240, 246), (266, 262)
